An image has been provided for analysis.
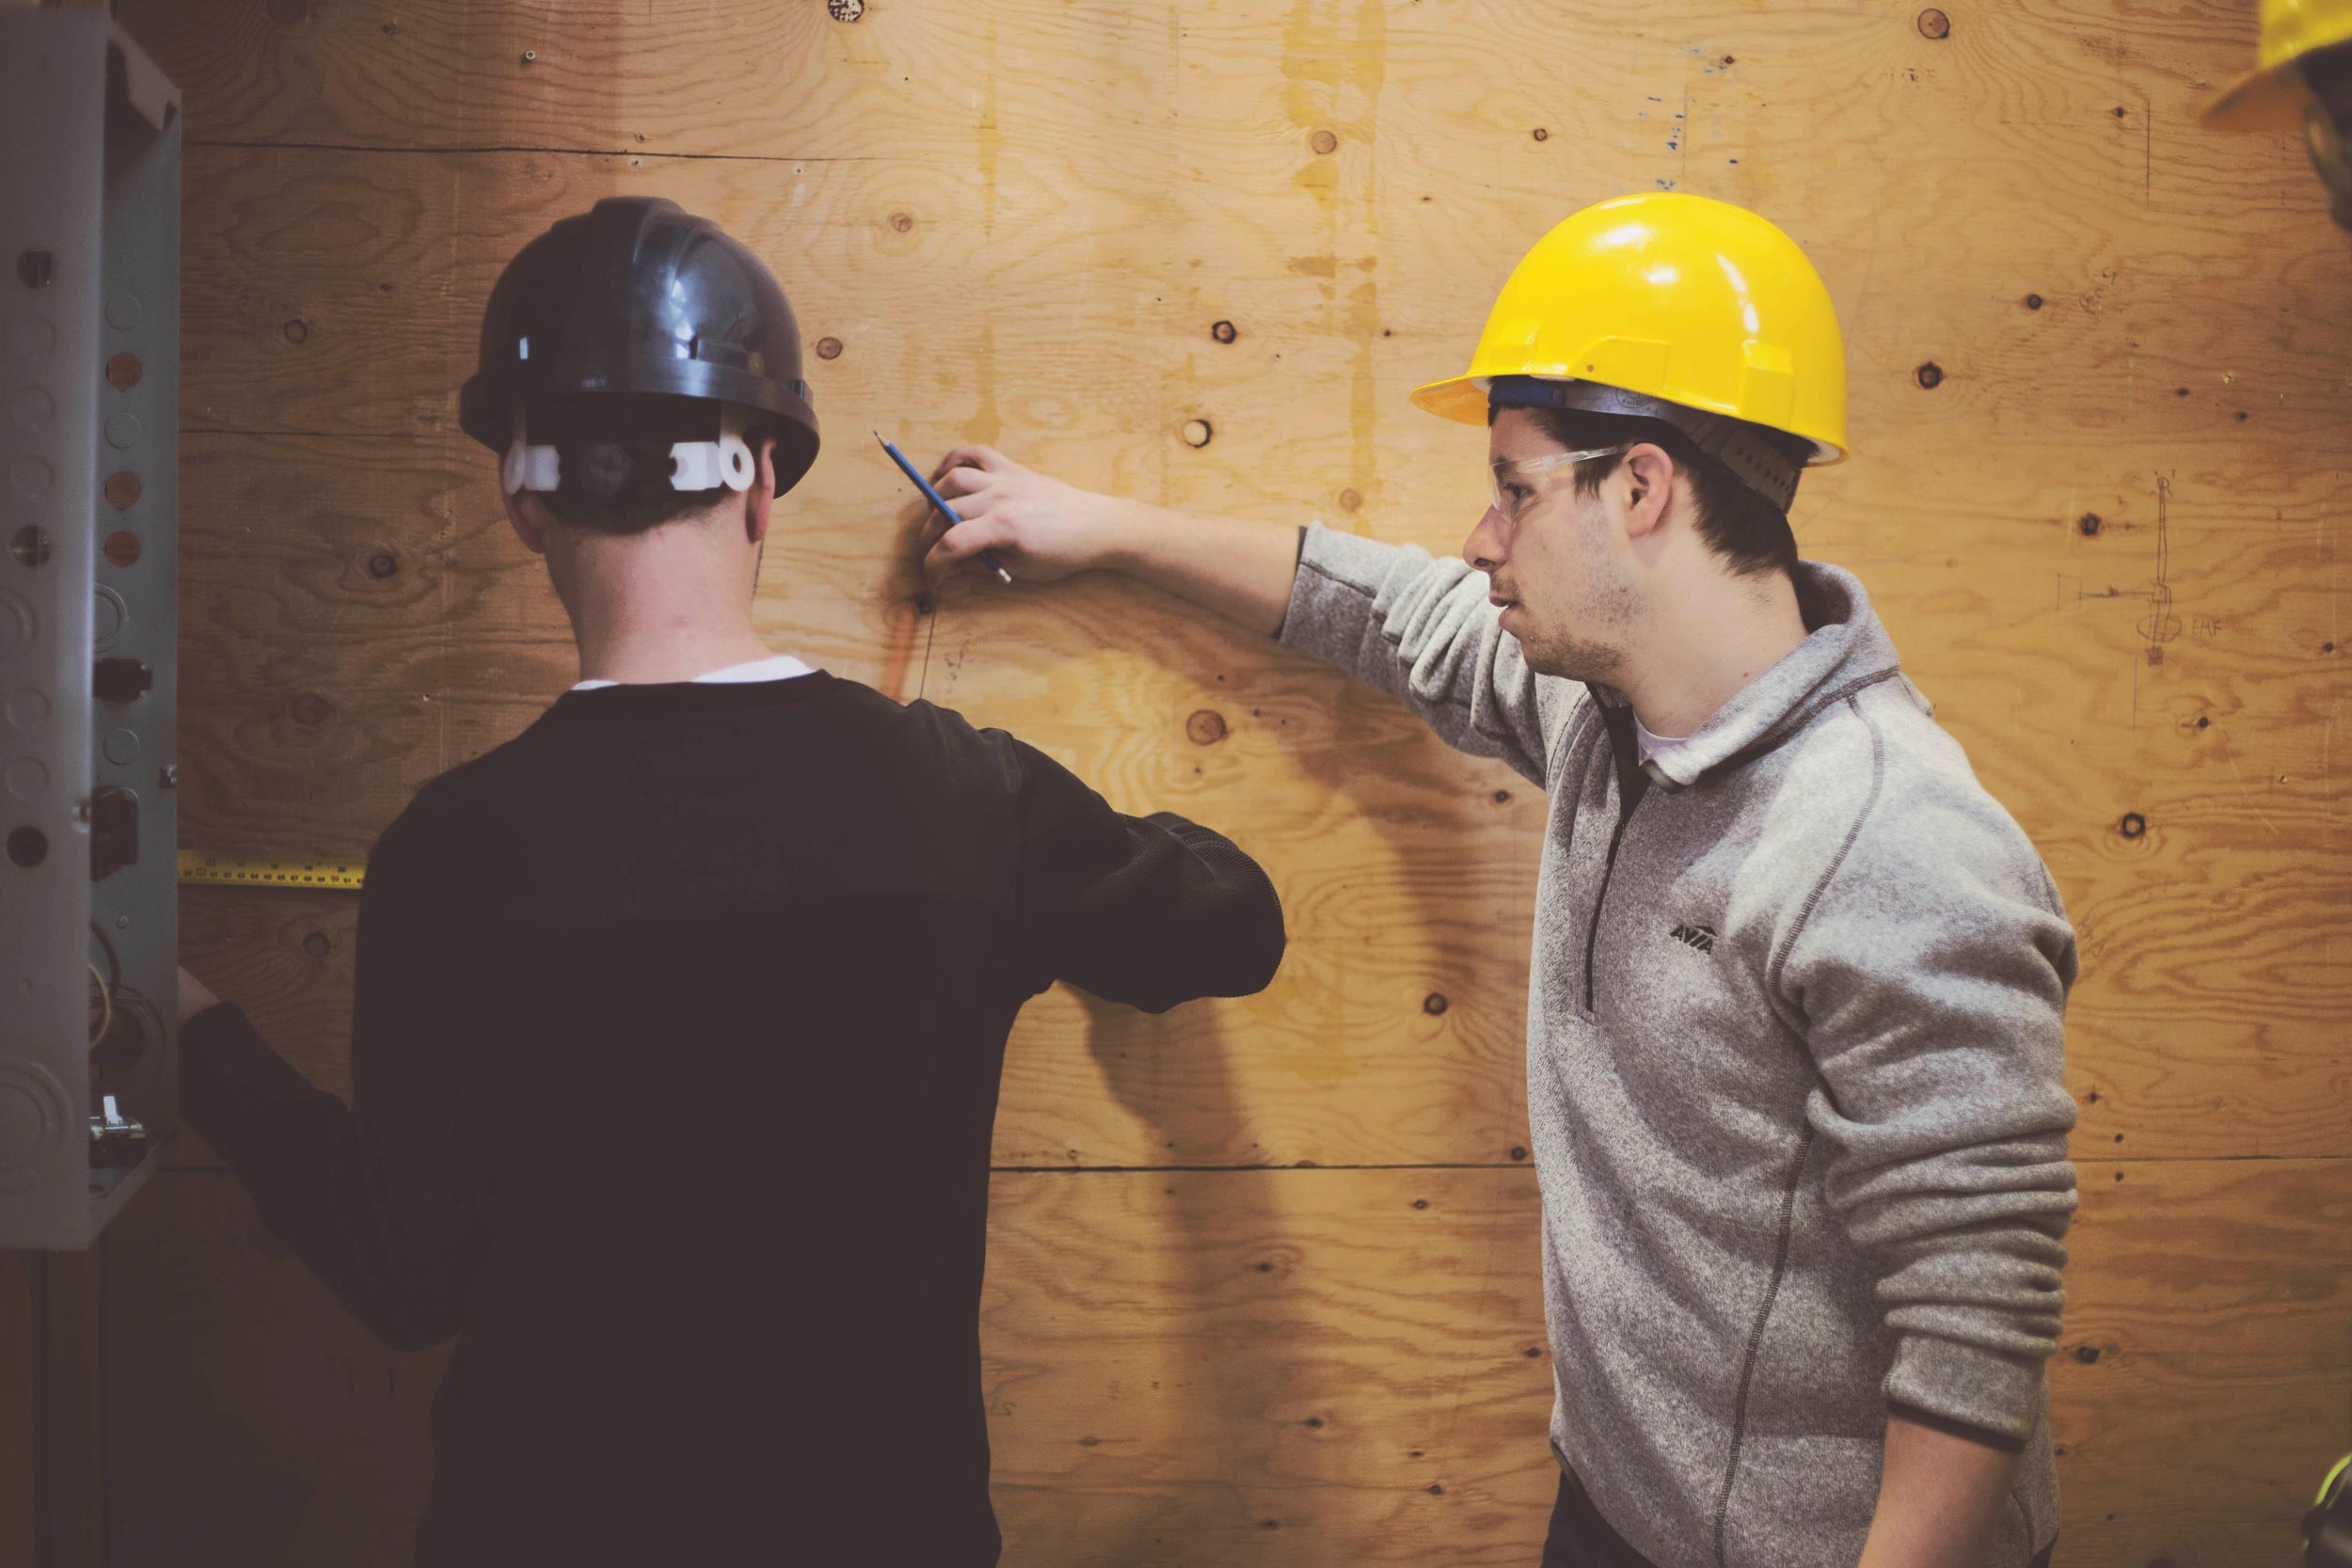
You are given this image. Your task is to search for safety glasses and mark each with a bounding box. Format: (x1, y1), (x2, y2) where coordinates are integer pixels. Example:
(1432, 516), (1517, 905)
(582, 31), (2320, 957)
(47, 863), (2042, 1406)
(1489, 444), (1629, 524)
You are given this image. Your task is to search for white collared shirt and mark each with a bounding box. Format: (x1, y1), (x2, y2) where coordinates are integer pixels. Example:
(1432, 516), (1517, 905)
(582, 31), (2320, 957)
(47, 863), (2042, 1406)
(1632, 712), (1693, 770)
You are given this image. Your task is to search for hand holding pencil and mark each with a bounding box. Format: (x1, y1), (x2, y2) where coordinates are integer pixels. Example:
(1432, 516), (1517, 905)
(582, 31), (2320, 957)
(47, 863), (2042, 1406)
(909, 443), (1136, 592)
(877, 434), (1015, 586)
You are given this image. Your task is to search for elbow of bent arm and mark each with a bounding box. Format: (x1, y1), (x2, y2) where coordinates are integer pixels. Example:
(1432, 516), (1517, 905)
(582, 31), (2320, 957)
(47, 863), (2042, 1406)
(1201, 874), (1289, 1001)
(1074, 887), (1288, 1015)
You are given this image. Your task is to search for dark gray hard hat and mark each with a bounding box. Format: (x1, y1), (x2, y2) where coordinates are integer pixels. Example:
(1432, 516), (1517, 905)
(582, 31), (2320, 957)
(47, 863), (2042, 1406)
(458, 197), (821, 497)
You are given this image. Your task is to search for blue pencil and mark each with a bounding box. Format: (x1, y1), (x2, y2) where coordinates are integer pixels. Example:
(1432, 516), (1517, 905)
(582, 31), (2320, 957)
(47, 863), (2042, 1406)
(876, 433), (1014, 586)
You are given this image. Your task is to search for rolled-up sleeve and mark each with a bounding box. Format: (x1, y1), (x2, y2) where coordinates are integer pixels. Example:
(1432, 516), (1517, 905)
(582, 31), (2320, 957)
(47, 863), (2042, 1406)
(1774, 788), (2081, 1442)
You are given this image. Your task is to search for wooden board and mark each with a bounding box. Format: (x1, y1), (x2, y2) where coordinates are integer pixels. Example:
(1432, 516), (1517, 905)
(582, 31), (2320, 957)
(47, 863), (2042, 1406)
(41, 2), (2352, 1565)
(96, 1158), (2351, 1565)
(173, 420), (2352, 1166)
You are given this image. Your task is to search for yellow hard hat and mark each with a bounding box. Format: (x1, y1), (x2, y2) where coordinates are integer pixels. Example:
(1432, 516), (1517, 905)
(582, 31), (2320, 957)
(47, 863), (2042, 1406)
(1411, 192), (1848, 510)
(2202, 0), (2352, 132)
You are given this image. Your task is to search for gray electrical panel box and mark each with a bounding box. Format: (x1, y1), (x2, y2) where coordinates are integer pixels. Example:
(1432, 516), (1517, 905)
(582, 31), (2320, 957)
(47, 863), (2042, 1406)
(0, 13), (182, 1250)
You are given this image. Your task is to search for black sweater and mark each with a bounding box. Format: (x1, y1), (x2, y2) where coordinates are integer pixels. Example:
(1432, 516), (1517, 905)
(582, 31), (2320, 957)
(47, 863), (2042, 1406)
(182, 672), (1285, 1567)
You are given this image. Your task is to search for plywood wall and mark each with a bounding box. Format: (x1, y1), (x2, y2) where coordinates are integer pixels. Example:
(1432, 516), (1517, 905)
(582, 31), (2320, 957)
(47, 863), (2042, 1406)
(9, 2), (2348, 1564)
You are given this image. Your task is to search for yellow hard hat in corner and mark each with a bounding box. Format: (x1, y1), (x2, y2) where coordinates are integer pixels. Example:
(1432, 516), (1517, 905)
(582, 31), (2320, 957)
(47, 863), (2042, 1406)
(2202, 0), (2352, 132)
(1410, 193), (1850, 483)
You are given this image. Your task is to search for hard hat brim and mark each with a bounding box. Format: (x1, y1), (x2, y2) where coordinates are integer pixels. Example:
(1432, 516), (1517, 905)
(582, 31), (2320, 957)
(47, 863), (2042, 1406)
(2201, 61), (2311, 133)
(1415, 372), (1849, 466)
(1407, 373), (1493, 427)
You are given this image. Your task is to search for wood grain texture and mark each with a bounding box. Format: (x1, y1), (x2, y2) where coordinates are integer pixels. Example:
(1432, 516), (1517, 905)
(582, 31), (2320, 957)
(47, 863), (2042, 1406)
(93, 1159), (2352, 1566)
(177, 422), (2352, 1165)
(63, 2), (2352, 1565)
(2055, 1157), (2352, 1555)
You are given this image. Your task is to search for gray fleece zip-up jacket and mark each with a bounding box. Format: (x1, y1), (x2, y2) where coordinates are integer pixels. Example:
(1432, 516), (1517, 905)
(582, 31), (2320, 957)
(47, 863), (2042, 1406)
(1279, 526), (2078, 1568)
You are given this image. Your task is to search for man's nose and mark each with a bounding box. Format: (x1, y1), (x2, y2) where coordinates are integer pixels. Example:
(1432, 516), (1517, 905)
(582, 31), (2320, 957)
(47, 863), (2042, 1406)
(1464, 506), (1506, 575)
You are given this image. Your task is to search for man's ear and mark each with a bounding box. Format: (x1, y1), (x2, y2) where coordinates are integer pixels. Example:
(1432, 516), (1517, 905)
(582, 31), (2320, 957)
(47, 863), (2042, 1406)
(503, 487), (550, 557)
(744, 438), (777, 545)
(1620, 443), (1676, 541)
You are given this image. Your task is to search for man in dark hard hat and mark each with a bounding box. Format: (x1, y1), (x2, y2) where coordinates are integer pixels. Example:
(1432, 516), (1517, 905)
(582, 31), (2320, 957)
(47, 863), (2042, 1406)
(173, 197), (1286, 1566)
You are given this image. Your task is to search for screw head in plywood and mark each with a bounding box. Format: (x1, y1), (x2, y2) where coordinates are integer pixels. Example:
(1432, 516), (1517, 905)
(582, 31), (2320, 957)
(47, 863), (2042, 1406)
(829, 0), (866, 19)
(1181, 419), (1213, 448)
(1917, 8), (1950, 39)
(1310, 130), (1339, 155)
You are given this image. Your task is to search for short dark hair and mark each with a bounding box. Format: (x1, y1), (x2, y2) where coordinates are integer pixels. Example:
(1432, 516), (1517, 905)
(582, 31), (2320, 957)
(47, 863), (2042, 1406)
(1488, 399), (1808, 579)
(519, 395), (774, 538)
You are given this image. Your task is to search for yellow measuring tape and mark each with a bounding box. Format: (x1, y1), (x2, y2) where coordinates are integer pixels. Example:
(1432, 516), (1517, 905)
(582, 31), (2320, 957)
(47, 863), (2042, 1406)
(178, 848), (367, 892)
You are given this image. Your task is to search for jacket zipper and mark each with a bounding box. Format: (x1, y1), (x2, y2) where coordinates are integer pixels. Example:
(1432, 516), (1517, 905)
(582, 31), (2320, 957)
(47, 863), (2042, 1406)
(1581, 788), (1645, 1012)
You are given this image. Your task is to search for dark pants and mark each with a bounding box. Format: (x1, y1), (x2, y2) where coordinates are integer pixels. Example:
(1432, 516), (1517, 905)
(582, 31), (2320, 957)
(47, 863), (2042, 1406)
(1538, 1470), (2057, 1568)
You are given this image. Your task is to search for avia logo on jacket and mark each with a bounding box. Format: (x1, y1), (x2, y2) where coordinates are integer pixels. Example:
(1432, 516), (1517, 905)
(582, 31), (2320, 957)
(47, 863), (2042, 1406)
(1670, 922), (1717, 954)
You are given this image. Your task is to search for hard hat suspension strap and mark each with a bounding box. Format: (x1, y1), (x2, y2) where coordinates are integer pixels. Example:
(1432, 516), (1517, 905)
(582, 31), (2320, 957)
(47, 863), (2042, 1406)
(1487, 374), (1802, 514)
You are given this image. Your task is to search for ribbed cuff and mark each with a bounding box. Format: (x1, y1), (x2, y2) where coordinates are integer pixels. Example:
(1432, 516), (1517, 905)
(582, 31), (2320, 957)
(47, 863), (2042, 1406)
(1883, 1333), (2046, 1445)
(1886, 1402), (2028, 1455)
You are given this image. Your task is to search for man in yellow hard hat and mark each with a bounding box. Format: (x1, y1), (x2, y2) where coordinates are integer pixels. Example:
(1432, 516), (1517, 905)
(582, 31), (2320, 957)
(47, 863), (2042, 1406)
(2203, 0), (2352, 230)
(914, 193), (2077, 1568)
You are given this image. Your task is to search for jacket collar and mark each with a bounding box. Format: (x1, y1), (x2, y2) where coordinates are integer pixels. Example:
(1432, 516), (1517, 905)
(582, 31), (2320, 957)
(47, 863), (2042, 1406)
(1588, 562), (1909, 792)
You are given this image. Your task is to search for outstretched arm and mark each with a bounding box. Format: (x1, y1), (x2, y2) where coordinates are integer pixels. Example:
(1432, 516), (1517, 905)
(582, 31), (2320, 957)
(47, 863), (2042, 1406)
(920, 446), (1582, 786)
(921, 444), (1301, 636)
